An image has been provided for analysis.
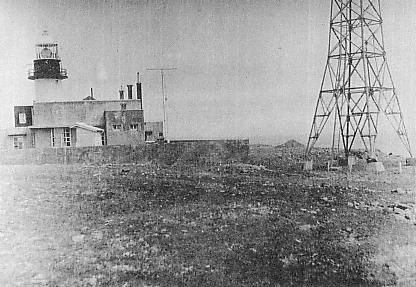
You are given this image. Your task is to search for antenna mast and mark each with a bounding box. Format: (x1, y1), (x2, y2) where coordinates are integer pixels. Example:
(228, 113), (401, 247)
(146, 67), (177, 140)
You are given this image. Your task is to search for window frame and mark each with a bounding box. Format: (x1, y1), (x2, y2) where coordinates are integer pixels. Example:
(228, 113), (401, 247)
(130, 124), (139, 130)
(31, 133), (35, 148)
(63, 127), (71, 147)
(51, 129), (55, 147)
(13, 136), (24, 149)
(18, 113), (27, 124)
(112, 124), (122, 130)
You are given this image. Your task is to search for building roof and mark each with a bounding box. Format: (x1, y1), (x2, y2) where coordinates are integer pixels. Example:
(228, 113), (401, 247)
(30, 123), (104, 133)
(30, 125), (66, 129)
(71, 122), (104, 133)
(33, 99), (141, 105)
(7, 127), (29, 136)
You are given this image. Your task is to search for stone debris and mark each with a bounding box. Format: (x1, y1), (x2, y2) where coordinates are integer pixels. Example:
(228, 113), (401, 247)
(366, 162), (386, 173)
(71, 234), (86, 243)
(368, 263), (397, 286)
(30, 273), (49, 285)
(91, 231), (103, 241)
(218, 163), (274, 174)
(111, 264), (138, 272)
(280, 254), (298, 268)
(82, 276), (98, 287)
(391, 188), (406, 194)
(299, 224), (313, 232)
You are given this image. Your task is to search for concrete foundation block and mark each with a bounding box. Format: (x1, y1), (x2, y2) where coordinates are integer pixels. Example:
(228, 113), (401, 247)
(303, 160), (313, 171)
(366, 161), (385, 173)
(406, 158), (416, 166)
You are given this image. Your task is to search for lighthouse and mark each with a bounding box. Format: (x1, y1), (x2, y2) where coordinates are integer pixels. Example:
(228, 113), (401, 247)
(28, 30), (67, 102)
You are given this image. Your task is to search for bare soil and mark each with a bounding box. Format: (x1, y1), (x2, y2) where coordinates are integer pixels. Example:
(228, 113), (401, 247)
(1, 145), (416, 286)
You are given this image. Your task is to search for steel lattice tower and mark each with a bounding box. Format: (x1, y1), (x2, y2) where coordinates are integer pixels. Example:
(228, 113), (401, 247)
(306, 0), (412, 158)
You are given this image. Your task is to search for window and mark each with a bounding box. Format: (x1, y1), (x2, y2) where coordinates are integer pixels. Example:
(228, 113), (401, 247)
(51, 129), (55, 147)
(18, 113), (26, 124)
(145, 131), (152, 141)
(113, 124), (122, 130)
(159, 132), (163, 137)
(63, 128), (71, 147)
(13, 136), (23, 149)
(31, 133), (35, 148)
(130, 124), (139, 130)
(101, 132), (106, 146)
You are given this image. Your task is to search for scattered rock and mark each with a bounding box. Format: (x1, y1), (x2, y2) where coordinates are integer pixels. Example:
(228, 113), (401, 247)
(71, 234), (85, 243)
(83, 276), (98, 287)
(396, 204), (409, 210)
(111, 264), (137, 272)
(391, 188), (406, 194)
(281, 254), (297, 268)
(31, 273), (49, 284)
(276, 140), (305, 149)
(368, 263), (398, 285)
(91, 231), (103, 240)
(299, 224), (313, 232)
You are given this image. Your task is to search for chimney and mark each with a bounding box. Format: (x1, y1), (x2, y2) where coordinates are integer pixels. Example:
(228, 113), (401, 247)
(119, 86), (124, 100)
(90, 88), (94, 99)
(136, 72), (142, 109)
(127, 84), (133, 100)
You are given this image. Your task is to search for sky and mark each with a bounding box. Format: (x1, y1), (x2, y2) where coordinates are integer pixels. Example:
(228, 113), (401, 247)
(0, 0), (416, 155)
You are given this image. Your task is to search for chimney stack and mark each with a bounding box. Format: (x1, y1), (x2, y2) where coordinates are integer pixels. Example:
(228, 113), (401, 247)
(127, 84), (133, 100)
(136, 72), (142, 109)
(119, 86), (124, 100)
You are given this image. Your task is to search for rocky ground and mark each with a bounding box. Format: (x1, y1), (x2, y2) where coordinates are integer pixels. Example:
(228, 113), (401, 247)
(1, 144), (416, 286)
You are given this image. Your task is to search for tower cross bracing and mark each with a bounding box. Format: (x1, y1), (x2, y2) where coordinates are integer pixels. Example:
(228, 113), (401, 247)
(306, 0), (412, 158)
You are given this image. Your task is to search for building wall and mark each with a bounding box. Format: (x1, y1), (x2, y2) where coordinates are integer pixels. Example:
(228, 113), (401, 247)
(105, 110), (144, 145)
(144, 121), (163, 141)
(71, 128), (77, 146)
(94, 133), (102, 146)
(76, 128), (102, 147)
(33, 100), (142, 127)
(34, 127), (80, 148)
(53, 127), (63, 147)
(34, 129), (51, 149)
(0, 136), (20, 150)
(35, 79), (65, 102)
(0, 130), (8, 150)
(0, 139), (250, 165)
(0, 129), (33, 151)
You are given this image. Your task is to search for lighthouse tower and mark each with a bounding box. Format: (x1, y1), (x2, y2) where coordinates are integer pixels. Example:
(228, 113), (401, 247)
(28, 30), (67, 102)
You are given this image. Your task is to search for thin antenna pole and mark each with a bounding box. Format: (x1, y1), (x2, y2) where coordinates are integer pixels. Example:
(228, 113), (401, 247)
(146, 68), (177, 140)
(161, 70), (167, 139)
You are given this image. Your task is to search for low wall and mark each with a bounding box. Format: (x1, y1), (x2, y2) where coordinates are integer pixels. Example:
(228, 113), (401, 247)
(0, 140), (249, 165)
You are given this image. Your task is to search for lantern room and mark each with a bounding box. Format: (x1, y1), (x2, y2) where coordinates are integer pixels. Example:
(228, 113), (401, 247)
(28, 30), (67, 80)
